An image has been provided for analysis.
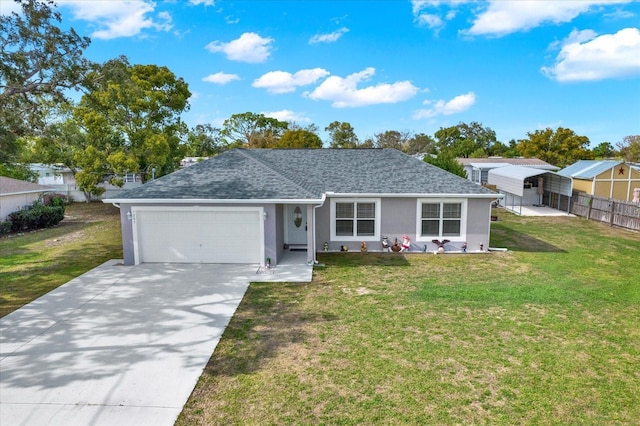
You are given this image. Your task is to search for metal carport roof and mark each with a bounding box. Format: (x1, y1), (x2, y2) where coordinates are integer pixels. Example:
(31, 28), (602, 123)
(488, 165), (573, 197)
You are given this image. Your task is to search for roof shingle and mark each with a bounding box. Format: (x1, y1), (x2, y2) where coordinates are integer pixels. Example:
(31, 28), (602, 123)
(108, 148), (497, 201)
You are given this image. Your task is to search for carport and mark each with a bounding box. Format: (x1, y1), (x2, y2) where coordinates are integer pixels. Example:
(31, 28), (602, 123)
(488, 165), (573, 215)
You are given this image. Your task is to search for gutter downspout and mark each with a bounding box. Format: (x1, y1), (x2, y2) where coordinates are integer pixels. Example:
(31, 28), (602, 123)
(312, 193), (328, 264)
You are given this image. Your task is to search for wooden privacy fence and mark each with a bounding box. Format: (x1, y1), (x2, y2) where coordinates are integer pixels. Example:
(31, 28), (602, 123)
(571, 192), (640, 231)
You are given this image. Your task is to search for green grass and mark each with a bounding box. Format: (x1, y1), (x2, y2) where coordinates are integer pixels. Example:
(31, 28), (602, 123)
(0, 202), (122, 317)
(178, 210), (640, 425)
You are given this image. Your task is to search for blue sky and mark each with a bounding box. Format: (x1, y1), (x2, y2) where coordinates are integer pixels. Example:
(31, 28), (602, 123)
(3, 0), (640, 146)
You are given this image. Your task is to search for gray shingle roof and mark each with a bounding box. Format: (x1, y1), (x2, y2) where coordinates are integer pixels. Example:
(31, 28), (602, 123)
(107, 148), (497, 201)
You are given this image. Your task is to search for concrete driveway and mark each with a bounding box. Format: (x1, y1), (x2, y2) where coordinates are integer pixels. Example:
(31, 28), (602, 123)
(1, 259), (310, 426)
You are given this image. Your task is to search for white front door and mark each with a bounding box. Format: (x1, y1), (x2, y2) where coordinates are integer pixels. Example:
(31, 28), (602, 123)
(286, 205), (307, 246)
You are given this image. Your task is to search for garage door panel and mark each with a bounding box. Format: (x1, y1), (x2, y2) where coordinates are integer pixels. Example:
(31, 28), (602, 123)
(135, 209), (262, 264)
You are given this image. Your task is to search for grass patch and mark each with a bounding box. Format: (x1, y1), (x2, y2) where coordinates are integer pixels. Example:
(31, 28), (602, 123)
(0, 202), (122, 317)
(178, 210), (640, 425)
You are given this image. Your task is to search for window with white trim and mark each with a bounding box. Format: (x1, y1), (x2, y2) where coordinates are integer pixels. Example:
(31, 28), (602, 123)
(330, 199), (380, 241)
(417, 199), (466, 240)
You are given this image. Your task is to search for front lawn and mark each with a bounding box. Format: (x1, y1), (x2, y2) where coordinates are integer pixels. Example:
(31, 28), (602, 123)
(178, 210), (640, 425)
(0, 202), (122, 317)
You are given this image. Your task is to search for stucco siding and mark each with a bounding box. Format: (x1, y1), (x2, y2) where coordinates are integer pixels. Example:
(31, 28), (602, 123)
(0, 193), (42, 221)
(466, 199), (492, 251)
(314, 202), (332, 251)
(315, 196), (492, 253)
(275, 204), (285, 263)
(380, 198), (417, 244)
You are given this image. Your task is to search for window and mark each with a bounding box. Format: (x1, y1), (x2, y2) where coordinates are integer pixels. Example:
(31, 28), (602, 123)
(417, 199), (466, 240)
(331, 199), (380, 241)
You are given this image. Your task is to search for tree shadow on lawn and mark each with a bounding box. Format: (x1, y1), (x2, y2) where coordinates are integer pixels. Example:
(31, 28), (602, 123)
(491, 227), (566, 253)
(0, 240), (121, 317)
(204, 282), (339, 377)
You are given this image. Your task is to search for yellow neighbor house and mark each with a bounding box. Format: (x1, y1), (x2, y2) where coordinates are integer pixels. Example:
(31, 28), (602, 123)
(558, 160), (640, 202)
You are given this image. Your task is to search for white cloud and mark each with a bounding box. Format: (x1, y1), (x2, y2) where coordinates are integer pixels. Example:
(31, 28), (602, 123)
(253, 68), (330, 94)
(465, 1), (632, 37)
(60, 0), (172, 39)
(205, 32), (274, 63)
(189, 0), (215, 5)
(309, 27), (349, 44)
(415, 13), (444, 30)
(411, 0), (466, 32)
(413, 91), (476, 119)
(202, 72), (240, 84)
(263, 109), (312, 123)
(542, 28), (640, 82)
(0, 0), (22, 15)
(305, 67), (419, 108)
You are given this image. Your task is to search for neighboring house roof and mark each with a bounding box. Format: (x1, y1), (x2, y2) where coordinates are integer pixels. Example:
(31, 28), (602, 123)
(0, 176), (54, 196)
(467, 162), (511, 170)
(557, 160), (623, 179)
(106, 148), (498, 202)
(28, 163), (74, 174)
(457, 157), (560, 170)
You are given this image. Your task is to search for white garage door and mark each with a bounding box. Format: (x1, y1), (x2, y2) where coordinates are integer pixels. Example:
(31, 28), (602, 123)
(134, 207), (263, 264)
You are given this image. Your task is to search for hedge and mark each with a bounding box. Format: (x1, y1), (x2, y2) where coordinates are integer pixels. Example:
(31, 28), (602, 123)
(6, 205), (65, 233)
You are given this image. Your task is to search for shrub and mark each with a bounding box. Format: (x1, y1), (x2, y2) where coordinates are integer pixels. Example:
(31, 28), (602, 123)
(8, 205), (65, 232)
(43, 193), (68, 208)
(0, 219), (12, 235)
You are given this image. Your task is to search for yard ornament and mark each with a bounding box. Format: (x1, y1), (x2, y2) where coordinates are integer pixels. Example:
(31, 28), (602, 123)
(432, 239), (450, 254)
(633, 188), (640, 203)
(391, 238), (402, 252)
(400, 235), (410, 252)
(361, 241), (367, 252)
(382, 236), (390, 252)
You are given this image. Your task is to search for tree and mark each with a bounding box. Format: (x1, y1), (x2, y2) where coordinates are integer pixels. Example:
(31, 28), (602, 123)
(424, 150), (467, 179)
(488, 139), (520, 158)
(28, 57), (191, 198)
(221, 112), (288, 148)
(1, 0), (91, 178)
(276, 128), (322, 148)
(373, 130), (410, 151)
(591, 142), (616, 159)
(325, 121), (359, 148)
(26, 107), (117, 199)
(405, 133), (436, 155)
(75, 57), (191, 183)
(617, 135), (640, 162)
(185, 124), (228, 157)
(360, 137), (375, 149)
(517, 127), (593, 168)
(434, 122), (497, 158)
